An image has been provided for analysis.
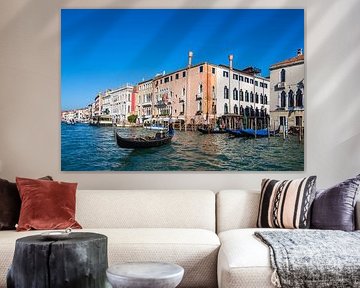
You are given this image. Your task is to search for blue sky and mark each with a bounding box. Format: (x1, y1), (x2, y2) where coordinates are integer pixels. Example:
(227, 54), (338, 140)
(61, 9), (304, 110)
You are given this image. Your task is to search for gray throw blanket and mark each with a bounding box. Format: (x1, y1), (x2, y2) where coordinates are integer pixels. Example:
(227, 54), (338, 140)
(255, 230), (360, 288)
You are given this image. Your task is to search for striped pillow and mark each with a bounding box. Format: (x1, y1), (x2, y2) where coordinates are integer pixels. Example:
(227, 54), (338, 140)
(257, 176), (317, 229)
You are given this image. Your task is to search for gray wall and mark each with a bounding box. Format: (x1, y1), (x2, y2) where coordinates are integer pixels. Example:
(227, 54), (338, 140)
(0, 0), (359, 190)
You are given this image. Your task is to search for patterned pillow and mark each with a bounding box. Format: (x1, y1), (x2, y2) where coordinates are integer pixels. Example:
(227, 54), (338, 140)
(257, 176), (317, 229)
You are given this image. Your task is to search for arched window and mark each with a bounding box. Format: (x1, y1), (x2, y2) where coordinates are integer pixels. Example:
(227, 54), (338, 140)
(264, 95), (268, 105)
(296, 89), (303, 107)
(233, 88), (238, 100)
(199, 84), (203, 94)
(280, 91), (286, 108)
(224, 86), (229, 99)
(240, 89), (244, 101)
(280, 69), (286, 82)
(260, 94), (264, 104)
(240, 105), (244, 115)
(198, 100), (202, 112)
(182, 88), (186, 97)
(234, 104), (239, 114)
(245, 90), (249, 102)
(288, 90), (294, 108)
(255, 93), (259, 103)
(250, 92), (254, 102)
(224, 103), (228, 114)
(212, 86), (215, 98)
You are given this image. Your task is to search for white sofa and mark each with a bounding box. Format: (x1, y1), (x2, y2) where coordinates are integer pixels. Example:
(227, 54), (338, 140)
(1, 189), (359, 288)
(0, 190), (220, 288)
(216, 190), (360, 288)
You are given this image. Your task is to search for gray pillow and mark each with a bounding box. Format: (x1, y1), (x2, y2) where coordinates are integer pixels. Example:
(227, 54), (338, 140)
(311, 174), (360, 231)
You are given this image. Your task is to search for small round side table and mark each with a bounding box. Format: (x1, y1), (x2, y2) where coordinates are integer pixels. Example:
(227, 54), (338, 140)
(106, 262), (184, 288)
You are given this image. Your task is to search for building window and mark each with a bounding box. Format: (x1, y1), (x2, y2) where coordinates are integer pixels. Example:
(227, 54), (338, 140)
(260, 82), (263, 87)
(160, 79), (163, 84)
(245, 90), (249, 102)
(198, 100), (202, 112)
(264, 83), (268, 89)
(240, 89), (244, 101)
(245, 77), (249, 83)
(255, 80), (258, 86)
(239, 75), (244, 81)
(280, 91), (286, 108)
(170, 75), (173, 81)
(212, 86), (215, 98)
(199, 84), (203, 94)
(182, 88), (186, 97)
(164, 77), (169, 83)
(234, 104), (239, 114)
(296, 116), (303, 126)
(255, 93), (259, 103)
(224, 86), (229, 99)
(250, 92), (254, 102)
(224, 103), (228, 114)
(223, 71), (229, 78)
(233, 74), (238, 80)
(288, 90), (294, 108)
(280, 69), (286, 82)
(183, 71), (186, 77)
(250, 79), (254, 84)
(260, 94), (264, 104)
(199, 66), (203, 73)
(296, 89), (303, 107)
(280, 116), (286, 126)
(264, 95), (268, 105)
(175, 73), (179, 79)
(233, 88), (238, 100)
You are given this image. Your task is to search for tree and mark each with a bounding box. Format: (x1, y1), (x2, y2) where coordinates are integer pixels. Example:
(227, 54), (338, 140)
(128, 114), (137, 123)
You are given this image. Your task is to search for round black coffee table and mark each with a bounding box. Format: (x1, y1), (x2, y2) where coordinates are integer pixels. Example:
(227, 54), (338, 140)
(7, 232), (108, 288)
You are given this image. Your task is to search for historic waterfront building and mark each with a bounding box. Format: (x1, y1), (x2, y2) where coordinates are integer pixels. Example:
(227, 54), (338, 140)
(269, 49), (304, 133)
(214, 55), (270, 129)
(136, 79), (154, 124)
(109, 84), (133, 125)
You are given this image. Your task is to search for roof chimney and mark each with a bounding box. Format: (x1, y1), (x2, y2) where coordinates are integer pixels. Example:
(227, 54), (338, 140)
(228, 54), (234, 70)
(297, 48), (303, 56)
(188, 51), (193, 68)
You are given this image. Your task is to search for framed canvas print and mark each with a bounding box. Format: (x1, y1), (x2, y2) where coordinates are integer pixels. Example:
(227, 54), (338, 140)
(61, 9), (304, 171)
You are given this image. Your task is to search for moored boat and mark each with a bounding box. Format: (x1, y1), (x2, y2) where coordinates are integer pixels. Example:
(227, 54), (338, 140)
(197, 127), (227, 134)
(116, 132), (173, 149)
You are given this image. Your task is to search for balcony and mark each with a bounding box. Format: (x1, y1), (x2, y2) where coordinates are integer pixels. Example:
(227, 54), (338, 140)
(196, 93), (203, 100)
(276, 82), (286, 90)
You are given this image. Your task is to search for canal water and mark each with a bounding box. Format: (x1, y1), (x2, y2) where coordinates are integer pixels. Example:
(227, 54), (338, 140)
(61, 123), (304, 171)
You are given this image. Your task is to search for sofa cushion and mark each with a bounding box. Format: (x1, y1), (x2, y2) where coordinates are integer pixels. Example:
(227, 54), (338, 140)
(0, 176), (52, 230)
(16, 177), (82, 231)
(76, 190), (216, 231)
(0, 228), (220, 288)
(257, 177), (317, 229)
(311, 174), (360, 231)
(217, 228), (276, 288)
(216, 190), (260, 233)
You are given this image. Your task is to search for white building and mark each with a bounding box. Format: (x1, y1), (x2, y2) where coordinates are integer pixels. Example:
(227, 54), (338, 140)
(101, 90), (112, 115)
(269, 49), (304, 132)
(109, 84), (133, 125)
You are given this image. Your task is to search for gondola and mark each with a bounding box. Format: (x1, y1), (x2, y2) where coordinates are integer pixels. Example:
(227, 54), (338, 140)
(116, 132), (173, 149)
(227, 126), (280, 138)
(226, 129), (245, 137)
(197, 127), (227, 134)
